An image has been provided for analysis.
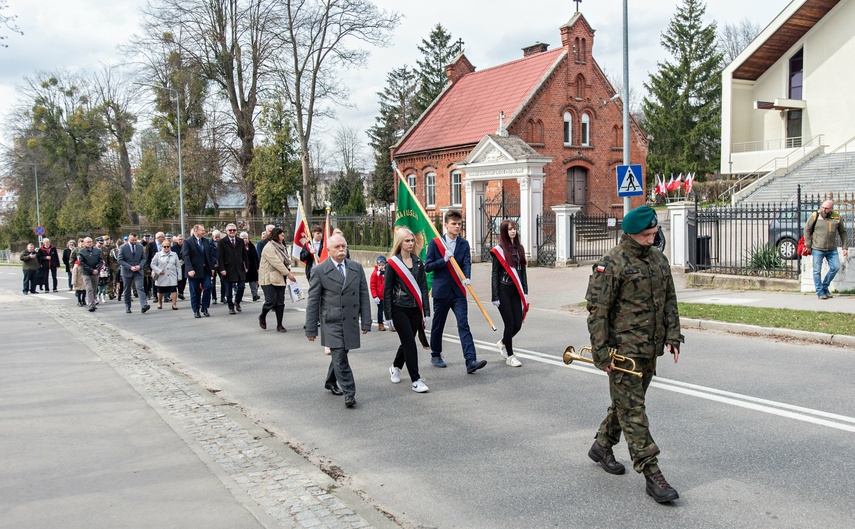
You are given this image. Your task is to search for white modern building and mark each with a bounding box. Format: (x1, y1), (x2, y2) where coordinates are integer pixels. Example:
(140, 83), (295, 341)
(721, 0), (855, 176)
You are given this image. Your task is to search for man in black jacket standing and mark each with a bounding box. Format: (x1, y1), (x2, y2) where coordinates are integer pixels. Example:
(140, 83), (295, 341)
(78, 237), (102, 312)
(218, 223), (248, 314)
(37, 238), (60, 292)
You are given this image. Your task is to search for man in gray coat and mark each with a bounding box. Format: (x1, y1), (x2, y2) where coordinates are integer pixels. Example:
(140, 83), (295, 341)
(305, 234), (372, 408)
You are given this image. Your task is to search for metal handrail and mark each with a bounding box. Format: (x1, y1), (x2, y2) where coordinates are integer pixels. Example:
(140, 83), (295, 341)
(721, 134), (824, 201)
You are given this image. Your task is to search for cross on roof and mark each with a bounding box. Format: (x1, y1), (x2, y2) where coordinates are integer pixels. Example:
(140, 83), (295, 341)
(574, 0), (582, 12)
(455, 38), (465, 53)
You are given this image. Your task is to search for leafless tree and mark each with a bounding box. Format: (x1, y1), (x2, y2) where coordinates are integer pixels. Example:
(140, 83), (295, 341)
(334, 124), (364, 176)
(137, 0), (285, 215)
(0, 0), (23, 47)
(275, 0), (400, 211)
(718, 18), (763, 65)
(91, 64), (141, 223)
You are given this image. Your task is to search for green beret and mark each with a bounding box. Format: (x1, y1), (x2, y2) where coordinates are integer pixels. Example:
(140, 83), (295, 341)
(622, 205), (658, 234)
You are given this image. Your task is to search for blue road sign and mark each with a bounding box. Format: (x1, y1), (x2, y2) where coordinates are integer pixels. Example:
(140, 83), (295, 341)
(34, 226), (45, 236)
(616, 165), (644, 197)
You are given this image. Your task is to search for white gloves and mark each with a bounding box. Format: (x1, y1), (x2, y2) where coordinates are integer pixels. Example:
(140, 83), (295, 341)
(492, 300), (500, 307)
(373, 297), (380, 304)
(384, 319), (395, 332)
(462, 279), (471, 286)
(423, 316), (431, 328)
(443, 248), (453, 262)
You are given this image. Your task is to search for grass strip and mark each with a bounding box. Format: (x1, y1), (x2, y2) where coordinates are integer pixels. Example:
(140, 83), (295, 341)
(678, 302), (855, 336)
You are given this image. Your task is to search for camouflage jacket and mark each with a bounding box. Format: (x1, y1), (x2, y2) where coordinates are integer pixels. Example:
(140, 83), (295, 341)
(103, 243), (119, 269)
(585, 234), (683, 369)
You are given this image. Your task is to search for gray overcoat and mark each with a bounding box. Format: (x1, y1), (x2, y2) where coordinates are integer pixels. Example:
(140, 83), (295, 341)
(305, 258), (372, 350)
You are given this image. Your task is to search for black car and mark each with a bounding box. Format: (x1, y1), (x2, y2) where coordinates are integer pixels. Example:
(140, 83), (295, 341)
(768, 204), (819, 259)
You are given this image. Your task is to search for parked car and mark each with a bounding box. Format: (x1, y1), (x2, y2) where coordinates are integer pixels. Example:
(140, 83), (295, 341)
(768, 204), (819, 260)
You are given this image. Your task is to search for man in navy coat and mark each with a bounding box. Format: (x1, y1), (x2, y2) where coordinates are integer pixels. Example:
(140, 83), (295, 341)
(424, 210), (486, 374)
(182, 224), (216, 318)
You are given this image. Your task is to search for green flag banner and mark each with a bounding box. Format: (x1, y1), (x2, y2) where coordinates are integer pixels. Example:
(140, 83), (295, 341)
(395, 178), (436, 289)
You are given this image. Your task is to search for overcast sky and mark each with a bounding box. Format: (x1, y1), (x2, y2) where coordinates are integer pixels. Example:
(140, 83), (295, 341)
(0, 0), (790, 167)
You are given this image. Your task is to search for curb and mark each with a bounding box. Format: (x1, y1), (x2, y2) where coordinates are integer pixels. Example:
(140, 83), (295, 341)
(680, 317), (855, 347)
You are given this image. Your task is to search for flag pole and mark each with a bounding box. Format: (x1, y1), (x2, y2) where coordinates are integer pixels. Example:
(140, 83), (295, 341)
(394, 166), (496, 331)
(297, 193), (319, 264)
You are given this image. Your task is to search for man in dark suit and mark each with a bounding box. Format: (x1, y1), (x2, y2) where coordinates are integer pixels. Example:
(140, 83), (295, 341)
(425, 210), (486, 374)
(305, 234), (372, 408)
(182, 224), (216, 318)
(117, 232), (151, 314)
(299, 225), (324, 281)
(217, 223), (248, 314)
(36, 238), (60, 292)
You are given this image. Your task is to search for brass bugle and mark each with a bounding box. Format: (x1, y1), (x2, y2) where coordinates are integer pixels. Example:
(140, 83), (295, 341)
(562, 346), (643, 377)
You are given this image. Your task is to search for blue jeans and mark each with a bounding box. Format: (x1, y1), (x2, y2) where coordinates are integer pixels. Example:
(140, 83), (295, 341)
(430, 295), (477, 361)
(812, 249), (840, 296)
(188, 273), (212, 313)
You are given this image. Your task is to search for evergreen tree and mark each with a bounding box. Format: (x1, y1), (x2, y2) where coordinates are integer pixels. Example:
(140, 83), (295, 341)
(642, 0), (722, 179)
(247, 100), (302, 215)
(415, 23), (460, 114)
(367, 65), (419, 205)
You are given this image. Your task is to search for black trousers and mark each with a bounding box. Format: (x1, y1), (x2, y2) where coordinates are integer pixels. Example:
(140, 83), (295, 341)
(23, 270), (37, 293)
(498, 283), (524, 356)
(392, 306), (423, 382)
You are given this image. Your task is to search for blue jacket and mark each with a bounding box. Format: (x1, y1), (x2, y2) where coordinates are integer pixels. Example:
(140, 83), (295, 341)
(425, 234), (471, 299)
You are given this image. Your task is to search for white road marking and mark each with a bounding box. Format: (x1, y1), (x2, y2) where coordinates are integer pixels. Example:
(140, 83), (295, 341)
(691, 297), (763, 305)
(433, 333), (855, 434)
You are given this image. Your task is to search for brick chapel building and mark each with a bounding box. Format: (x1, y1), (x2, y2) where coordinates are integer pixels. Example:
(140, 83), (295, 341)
(391, 10), (648, 259)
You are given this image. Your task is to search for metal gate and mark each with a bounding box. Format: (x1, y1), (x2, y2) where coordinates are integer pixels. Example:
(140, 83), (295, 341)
(536, 212), (556, 266)
(479, 191), (520, 261)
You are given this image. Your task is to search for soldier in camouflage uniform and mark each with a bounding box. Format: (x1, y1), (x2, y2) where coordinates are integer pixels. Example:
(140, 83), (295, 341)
(584, 205), (683, 504)
(102, 235), (120, 300)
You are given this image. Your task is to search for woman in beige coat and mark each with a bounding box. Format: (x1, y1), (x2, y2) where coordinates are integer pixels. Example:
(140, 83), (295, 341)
(258, 227), (296, 332)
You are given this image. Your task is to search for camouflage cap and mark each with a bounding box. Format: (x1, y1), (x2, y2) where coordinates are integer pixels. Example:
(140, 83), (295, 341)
(622, 205), (658, 234)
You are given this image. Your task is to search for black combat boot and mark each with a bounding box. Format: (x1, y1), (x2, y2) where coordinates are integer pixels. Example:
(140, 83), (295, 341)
(644, 470), (679, 503)
(588, 440), (626, 475)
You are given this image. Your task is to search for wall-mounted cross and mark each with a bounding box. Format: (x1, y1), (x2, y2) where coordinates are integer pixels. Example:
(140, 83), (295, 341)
(574, 0), (582, 13)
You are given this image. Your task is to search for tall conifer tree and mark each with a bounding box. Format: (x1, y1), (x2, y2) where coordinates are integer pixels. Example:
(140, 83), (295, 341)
(415, 24), (460, 114)
(642, 0), (722, 179)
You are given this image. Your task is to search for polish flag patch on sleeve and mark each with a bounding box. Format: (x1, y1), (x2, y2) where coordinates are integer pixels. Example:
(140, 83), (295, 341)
(596, 264), (606, 273)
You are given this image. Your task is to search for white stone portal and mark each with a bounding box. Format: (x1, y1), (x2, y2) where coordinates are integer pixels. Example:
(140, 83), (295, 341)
(459, 134), (552, 262)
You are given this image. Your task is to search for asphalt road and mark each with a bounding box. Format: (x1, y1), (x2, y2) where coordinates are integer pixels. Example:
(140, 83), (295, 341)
(3, 266), (853, 529)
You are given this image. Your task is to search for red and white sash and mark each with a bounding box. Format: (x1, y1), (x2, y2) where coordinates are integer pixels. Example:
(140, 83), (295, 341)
(387, 255), (424, 317)
(490, 246), (530, 322)
(432, 236), (467, 297)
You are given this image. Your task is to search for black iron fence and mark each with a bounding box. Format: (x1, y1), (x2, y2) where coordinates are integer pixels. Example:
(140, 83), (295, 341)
(536, 212), (556, 266)
(479, 194), (520, 261)
(688, 188), (855, 279)
(573, 213), (623, 261)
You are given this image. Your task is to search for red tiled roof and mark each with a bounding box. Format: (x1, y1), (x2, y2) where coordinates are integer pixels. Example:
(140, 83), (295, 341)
(395, 48), (565, 155)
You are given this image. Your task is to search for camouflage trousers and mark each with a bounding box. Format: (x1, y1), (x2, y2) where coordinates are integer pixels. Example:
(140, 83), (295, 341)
(595, 356), (660, 474)
(108, 268), (119, 298)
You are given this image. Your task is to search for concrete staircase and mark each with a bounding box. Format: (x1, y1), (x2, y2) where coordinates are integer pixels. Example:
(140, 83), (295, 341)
(737, 152), (855, 204)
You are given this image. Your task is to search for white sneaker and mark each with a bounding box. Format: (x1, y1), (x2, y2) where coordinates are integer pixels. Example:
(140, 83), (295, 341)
(497, 339), (507, 358)
(389, 365), (401, 384)
(411, 379), (429, 393)
(324, 347), (331, 355)
(506, 355), (522, 367)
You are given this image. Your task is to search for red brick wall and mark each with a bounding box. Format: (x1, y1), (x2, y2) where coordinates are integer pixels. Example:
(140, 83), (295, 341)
(394, 19), (648, 220)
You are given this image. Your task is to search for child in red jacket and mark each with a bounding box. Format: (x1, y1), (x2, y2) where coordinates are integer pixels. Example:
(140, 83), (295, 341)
(370, 255), (386, 331)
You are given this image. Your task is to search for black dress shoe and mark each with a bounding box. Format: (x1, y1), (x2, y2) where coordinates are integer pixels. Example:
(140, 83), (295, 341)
(235, 303), (241, 312)
(466, 359), (487, 374)
(126, 308), (132, 314)
(344, 396), (356, 408)
(325, 384), (344, 396)
(588, 441), (626, 475)
(229, 308), (236, 315)
(202, 309), (210, 317)
(178, 294), (185, 300)
(258, 315), (267, 329)
(141, 305), (150, 313)
(252, 295), (260, 301)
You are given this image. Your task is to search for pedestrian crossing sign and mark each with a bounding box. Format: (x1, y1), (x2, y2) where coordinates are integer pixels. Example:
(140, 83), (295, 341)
(616, 165), (644, 197)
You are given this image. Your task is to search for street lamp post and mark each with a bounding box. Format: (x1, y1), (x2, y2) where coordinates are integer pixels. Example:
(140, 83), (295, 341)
(622, 0), (632, 216)
(136, 82), (186, 236)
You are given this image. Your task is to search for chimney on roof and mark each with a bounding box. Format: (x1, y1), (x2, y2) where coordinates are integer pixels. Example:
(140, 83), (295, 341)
(446, 53), (476, 85)
(522, 42), (549, 57)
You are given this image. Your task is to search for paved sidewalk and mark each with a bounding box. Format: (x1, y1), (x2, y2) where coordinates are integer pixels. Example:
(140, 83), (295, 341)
(0, 290), (397, 529)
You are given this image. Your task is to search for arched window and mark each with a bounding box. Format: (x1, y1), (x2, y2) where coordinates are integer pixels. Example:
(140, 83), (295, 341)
(451, 170), (462, 205)
(576, 74), (586, 99)
(613, 125), (621, 148)
(574, 37), (581, 63)
(535, 120), (544, 143)
(563, 111), (573, 145)
(527, 120), (535, 142)
(425, 172), (436, 206)
(581, 38), (587, 64)
(581, 113), (591, 146)
(407, 174), (416, 193)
